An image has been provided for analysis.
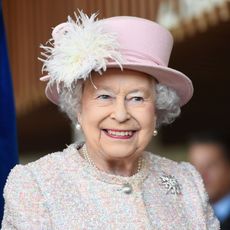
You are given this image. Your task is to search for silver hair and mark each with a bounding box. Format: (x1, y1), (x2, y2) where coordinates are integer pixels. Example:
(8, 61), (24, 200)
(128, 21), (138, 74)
(59, 81), (181, 128)
(155, 84), (181, 127)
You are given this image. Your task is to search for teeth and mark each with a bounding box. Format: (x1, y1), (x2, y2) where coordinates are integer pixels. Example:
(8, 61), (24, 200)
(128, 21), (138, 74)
(107, 130), (133, 136)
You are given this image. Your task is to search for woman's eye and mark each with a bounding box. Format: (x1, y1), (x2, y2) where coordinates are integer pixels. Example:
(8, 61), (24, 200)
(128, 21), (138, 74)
(97, 95), (111, 100)
(130, 96), (144, 102)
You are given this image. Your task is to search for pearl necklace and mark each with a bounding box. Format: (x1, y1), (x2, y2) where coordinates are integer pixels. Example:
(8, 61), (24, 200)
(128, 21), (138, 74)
(82, 144), (144, 194)
(82, 144), (142, 175)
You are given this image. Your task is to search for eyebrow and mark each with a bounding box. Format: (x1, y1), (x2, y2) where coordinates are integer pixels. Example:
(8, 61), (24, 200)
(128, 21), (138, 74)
(128, 88), (147, 94)
(96, 86), (149, 94)
(96, 86), (114, 92)
(94, 87), (115, 95)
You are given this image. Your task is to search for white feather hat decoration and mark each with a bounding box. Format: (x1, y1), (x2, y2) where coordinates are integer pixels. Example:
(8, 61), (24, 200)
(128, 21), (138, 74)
(39, 11), (124, 91)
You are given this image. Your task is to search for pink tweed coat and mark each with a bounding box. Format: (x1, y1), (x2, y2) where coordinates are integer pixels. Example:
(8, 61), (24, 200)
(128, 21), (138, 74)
(1, 144), (220, 229)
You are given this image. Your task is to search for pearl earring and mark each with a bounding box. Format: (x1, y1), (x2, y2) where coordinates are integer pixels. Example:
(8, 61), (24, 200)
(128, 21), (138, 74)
(153, 130), (158, 136)
(76, 122), (81, 130)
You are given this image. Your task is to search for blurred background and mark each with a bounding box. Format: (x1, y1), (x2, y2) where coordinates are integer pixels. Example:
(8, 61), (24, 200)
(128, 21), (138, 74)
(2, 0), (230, 163)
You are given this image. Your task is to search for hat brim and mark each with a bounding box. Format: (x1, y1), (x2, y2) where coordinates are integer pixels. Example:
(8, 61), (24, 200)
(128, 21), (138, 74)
(45, 63), (193, 106)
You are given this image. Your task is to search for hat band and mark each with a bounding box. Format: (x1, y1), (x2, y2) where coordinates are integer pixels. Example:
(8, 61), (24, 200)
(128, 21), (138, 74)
(118, 49), (166, 67)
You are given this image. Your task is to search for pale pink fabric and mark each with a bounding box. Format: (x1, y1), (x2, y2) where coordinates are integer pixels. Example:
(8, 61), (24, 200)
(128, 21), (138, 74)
(2, 144), (219, 229)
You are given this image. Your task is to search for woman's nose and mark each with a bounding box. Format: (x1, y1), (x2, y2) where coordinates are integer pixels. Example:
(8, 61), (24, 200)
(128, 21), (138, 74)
(110, 99), (131, 122)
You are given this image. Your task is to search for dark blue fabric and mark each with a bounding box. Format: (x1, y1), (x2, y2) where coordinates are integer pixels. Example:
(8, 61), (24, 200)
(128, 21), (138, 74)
(0, 0), (19, 225)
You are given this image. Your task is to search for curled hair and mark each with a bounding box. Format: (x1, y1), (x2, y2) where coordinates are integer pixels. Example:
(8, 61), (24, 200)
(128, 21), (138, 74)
(155, 84), (181, 127)
(59, 82), (181, 128)
(59, 81), (83, 124)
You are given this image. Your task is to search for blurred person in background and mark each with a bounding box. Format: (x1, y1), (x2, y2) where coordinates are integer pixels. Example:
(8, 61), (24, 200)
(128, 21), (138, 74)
(188, 132), (230, 229)
(1, 11), (219, 229)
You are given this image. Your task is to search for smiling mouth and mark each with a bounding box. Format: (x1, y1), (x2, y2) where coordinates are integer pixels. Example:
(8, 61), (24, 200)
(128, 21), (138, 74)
(102, 129), (136, 139)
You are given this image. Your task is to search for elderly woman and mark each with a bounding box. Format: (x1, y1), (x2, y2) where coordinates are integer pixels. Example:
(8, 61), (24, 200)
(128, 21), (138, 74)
(2, 12), (219, 229)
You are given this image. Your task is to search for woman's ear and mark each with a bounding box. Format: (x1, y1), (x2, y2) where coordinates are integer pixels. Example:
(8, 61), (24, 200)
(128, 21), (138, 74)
(77, 112), (82, 125)
(153, 115), (157, 129)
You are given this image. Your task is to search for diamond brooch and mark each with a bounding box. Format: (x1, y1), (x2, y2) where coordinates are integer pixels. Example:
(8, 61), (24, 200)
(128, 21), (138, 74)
(159, 172), (182, 195)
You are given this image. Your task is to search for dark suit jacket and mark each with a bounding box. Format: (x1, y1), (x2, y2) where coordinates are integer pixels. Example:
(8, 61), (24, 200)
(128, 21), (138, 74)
(221, 215), (230, 230)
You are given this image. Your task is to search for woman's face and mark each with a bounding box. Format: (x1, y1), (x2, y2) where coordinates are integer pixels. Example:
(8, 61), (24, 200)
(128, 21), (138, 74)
(78, 68), (156, 162)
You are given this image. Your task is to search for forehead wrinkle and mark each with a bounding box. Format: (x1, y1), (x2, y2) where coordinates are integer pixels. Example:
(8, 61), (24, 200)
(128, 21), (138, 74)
(95, 85), (152, 97)
(94, 80), (154, 94)
(88, 70), (156, 95)
(128, 87), (150, 94)
(95, 86), (117, 93)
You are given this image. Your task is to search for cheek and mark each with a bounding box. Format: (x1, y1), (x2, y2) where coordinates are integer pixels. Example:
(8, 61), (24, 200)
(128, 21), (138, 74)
(208, 168), (225, 187)
(80, 109), (103, 142)
(135, 105), (155, 148)
(140, 104), (156, 128)
(133, 104), (155, 143)
(80, 104), (110, 129)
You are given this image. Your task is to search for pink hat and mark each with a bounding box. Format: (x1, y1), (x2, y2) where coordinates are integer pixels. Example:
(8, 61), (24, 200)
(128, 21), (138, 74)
(40, 13), (193, 106)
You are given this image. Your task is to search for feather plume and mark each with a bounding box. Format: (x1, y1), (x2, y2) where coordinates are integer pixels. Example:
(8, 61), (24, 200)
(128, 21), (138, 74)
(39, 11), (123, 91)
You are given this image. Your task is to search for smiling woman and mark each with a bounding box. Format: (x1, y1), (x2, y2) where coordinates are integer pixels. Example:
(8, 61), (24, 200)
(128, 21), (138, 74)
(77, 69), (156, 176)
(1, 11), (219, 229)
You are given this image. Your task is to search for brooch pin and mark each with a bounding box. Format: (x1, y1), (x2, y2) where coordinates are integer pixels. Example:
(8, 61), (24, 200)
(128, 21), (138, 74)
(159, 172), (182, 195)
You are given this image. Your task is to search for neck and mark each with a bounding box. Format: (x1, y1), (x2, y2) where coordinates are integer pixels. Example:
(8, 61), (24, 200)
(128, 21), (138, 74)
(81, 144), (142, 177)
(101, 159), (141, 176)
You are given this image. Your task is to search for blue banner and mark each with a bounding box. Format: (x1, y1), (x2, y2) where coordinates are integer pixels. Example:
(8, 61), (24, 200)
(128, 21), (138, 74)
(0, 0), (18, 224)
